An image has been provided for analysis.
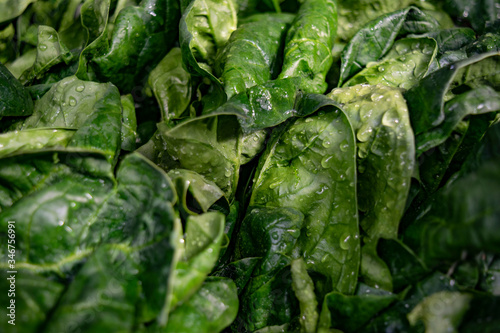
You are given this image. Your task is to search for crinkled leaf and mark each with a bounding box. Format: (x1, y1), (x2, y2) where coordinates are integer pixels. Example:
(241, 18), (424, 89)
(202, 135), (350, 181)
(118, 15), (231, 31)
(278, 0), (337, 94)
(20, 76), (123, 163)
(0, 153), (180, 330)
(339, 6), (439, 86)
(344, 37), (438, 90)
(250, 104), (359, 295)
(328, 84), (415, 240)
(90, 0), (181, 91)
(179, 0), (237, 110)
(19, 25), (74, 84)
(158, 114), (241, 199)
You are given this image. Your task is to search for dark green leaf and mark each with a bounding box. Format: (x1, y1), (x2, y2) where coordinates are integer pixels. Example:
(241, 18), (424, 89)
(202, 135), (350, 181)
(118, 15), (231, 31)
(318, 283), (398, 332)
(91, 0), (181, 91)
(405, 52), (500, 139)
(0, 62), (34, 117)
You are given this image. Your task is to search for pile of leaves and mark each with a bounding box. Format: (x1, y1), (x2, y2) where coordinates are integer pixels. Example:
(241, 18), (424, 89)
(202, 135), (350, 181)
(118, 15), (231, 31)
(1, 0), (499, 332)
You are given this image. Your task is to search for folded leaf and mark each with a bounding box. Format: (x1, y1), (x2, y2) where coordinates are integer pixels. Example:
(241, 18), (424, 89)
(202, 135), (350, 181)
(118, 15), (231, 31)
(405, 52), (500, 138)
(148, 47), (192, 121)
(278, 0), (338, 94)
(215, 13), (294, 98)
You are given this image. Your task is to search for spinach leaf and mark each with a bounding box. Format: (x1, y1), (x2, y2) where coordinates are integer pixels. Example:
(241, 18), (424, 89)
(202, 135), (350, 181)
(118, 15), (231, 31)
(215, 13), (294, 98)
(407, 291), (472, 332)
(336, 0), (413, 41)
(250, 103), (359, 295)
(19, 75), (123, 163)
(328, 84), (415, 240)
(0, 128), (74, 159)
(169, 211), (225, 309)
(164, 278), (239, 333)
(344, 37), (438, 90)
(19, 25), (75, 84)
(91, 0), (181, 91)
(361, 272), (458, 332)
(405, 52), (500, 153)
(318, 283), (398, 332)
(278, 0), (338, 94)
(0, 0), (35, 24)
(158, 114), (241, 199)
(339, 6), (439, 86)
(179, 0), (238, 110)
(0, 153), (180, 331)
(404, 157), (500, 266)
(120, 94), (138, 151)
(415, 86), (500, 155)
(291, 257), (319, 333)
(444, 0), (500, 34)
(0, 62), (33, 117)
(148, 47), (192, 121)
(168, 169), (225, 214)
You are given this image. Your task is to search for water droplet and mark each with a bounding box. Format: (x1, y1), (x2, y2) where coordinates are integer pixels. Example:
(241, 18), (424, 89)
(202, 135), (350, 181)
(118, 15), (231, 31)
(321, 155), (334, 168)
(76, 85), (85, 92)
(370, 93), (384, 102)
(69, 97), (77, 106)
(322, 140), (331, 148)
(39, 44), (47, 51)
(339, 140), (349, 152)
(58, 220), (65, 226)
(356, 125), (373, 142)
(271, 232), (279, 240)
(321, 254), (330, 263)
(224, 169), (231, 177)
(305, 118), (313, 123)
(340, 233), (352, 250)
